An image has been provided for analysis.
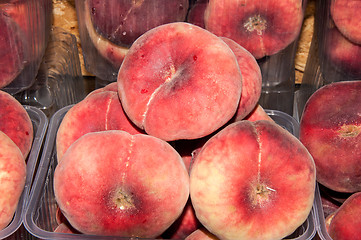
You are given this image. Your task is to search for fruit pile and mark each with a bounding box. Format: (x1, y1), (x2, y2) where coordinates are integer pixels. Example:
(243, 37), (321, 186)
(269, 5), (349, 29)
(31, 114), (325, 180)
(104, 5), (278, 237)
(52, 22), (316, 240)
(79, 0), (305, 82)
(0, 90), (33, 230)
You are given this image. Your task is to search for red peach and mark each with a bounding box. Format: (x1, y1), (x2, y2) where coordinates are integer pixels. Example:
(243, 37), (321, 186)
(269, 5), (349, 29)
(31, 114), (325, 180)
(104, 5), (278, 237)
(0, 90), (33, 158)
(117, 22), (243, 141)
(324, 25), (361, 77)
(328, 192), (361, 240)
(190, 120), (316, 240)
(56, 88), (144, 161)
(243, 104), (274, 122)
(54, 130), (189, 237)
(187, 0), (208, 28)
(330, 0), (361, 45)
(87, 0), (189, 46)
(220, 37), (262, 120)
(0, 8), (25, 89)
(0, 131), (26, 230)
(204, 0), (304, 59)
(299, 80), (361, 193)
(83, 0), (129, 69)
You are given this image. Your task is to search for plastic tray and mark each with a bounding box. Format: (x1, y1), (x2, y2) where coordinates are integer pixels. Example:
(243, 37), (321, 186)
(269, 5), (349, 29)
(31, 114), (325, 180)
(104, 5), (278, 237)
(14, 27), (86, 118)
(24, 106), (317, 240)
(0, 106), (48, 239)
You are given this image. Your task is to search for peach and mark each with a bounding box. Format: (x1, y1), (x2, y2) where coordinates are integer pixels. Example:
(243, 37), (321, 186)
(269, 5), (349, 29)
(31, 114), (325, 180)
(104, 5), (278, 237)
(117, 22), (243, 141)
(87, 0), (189, 46)
(190, 120), (316, 240)
(0, 8), (25, 89)
(187, 0), (208, 28)
(328, 192), (361, 240)
(220, 37), (262, 120)
(54, 130), (189, 237)
(161, 199), (202, 239)
(204, 0), (304, 59)
(161, 143), (203, 239)
(299, 80), (361, 193)
(83, 0), (129, 69)
(324, 25), (361, 78)
(330, 0), (361, 45)
(243, 104), (274, 122)
(0, 90), (33, 158)
(0, 131), (26, 230)
(185, 228), (219, 240)
(56, 87), (144, 161)
(53, 223), (79, 234)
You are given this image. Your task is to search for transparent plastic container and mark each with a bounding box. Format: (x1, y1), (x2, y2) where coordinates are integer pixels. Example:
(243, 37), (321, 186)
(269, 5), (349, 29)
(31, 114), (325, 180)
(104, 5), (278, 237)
(14, 27), (86, 117)
(314, 184), (333, 240)
(0, 0), (52, 95)
(75, 0), (190, 82)
(295, 0), (361, 117)
(24, 106), (317, 240)
(0, 106), (48, 239)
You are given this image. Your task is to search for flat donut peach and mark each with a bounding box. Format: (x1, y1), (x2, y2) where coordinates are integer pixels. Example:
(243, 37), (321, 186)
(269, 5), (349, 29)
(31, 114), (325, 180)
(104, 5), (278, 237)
(117, 22), (243, 141)
(204, 0), (304, 59)
(54, 130), (189, 237)
(56, 87), (144, 161)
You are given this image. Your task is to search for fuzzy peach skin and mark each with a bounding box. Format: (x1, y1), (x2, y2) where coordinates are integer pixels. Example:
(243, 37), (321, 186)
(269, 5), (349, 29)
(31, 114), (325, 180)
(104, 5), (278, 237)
(0, 90), (33, 158)
(54, 130), (189, 237)
(330, 0), (361, 45)
(117, 22), (243, 141)
(328, 192), (361, 240)
(56, 88), (144, 161)
(0, 131), (26, 230)
(243, 104), (274, 122)
(190, 120), (316, 240)
(220, 37), (262, 120)
(299, 80), (361, 193)
(324, 26), (361, 77)
(204, 0), (304, 59)
(84, 82), (118, 98)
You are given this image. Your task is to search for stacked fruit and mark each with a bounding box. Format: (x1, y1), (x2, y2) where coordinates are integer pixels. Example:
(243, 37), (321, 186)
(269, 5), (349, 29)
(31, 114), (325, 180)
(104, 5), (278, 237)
(78, 0), (305, 83)
(52, 22), (316, 240)
(299, 80), (361, 240)
(0, 90), (33, 230)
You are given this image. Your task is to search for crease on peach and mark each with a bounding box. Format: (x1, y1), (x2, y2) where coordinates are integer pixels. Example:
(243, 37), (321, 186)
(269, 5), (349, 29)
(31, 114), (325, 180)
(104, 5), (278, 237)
(121, 135), (135, 185)
(104, 94), (113, 130)
(141, 63), (176, 128)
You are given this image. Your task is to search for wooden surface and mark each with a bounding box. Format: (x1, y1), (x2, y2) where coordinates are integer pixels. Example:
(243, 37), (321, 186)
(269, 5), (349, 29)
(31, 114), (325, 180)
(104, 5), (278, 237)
(52, 0), (315, 84)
